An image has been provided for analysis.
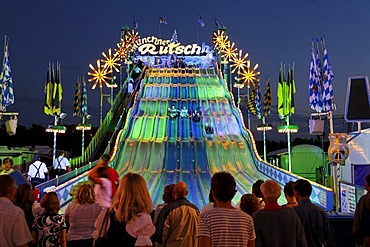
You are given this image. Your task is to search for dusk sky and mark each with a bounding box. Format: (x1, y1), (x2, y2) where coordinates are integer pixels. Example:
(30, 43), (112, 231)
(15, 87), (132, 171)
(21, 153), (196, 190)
(2, 0), (370, 141)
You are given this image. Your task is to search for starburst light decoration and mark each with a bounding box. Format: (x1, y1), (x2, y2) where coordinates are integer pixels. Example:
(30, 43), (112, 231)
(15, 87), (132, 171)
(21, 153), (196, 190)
(230, 49), (249, 73)
(88, 59), (112, 89)
(212, 30), (228, 52)
(221, 41), (237, 62)
(125, 30), (140, 51)
(237, 60), (260, 88)
(101, 48), (121, 73)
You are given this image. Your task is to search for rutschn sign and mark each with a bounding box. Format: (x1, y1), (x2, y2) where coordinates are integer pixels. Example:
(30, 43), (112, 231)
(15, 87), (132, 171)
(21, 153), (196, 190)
(135, 36), (212, 56)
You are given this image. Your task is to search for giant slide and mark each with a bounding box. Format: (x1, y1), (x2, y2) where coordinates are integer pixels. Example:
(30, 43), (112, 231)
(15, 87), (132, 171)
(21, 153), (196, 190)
(109, 67), (277, 209)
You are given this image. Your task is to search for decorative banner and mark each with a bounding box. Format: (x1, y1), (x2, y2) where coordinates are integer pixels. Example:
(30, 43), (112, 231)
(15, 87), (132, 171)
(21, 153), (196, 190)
(328, 133), (349, 163)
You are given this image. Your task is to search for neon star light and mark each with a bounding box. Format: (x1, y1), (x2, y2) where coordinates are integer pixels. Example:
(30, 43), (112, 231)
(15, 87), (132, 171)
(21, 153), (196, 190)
(101, 48), (121, 73)
(88, 60), (111, 89)
(230, 49), (249, 74)
(222, 41), (237, 61)
(212, 30), (229, 52)
(237, 60), (260, 88)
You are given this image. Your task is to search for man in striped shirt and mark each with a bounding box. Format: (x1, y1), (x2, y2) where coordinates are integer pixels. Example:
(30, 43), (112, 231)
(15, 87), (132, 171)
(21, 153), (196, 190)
(198, 172), (256, 247)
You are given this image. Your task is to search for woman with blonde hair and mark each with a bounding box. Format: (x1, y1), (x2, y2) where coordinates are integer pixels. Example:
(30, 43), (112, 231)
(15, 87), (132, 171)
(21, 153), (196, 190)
(65, 183), (102, 247)
(93, 173), (155, 247)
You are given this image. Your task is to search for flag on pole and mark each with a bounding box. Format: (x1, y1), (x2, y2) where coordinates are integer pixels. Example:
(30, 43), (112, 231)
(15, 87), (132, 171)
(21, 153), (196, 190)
(198, 15), (205, 27)
(322, 36), (335, 111)
(214, 17), (221, 29)
(287, 65), (296, 115)
(44, 62), (54, 116)
(81, 76), (88, 117)
(73, 77), (81, 116)
(263, 77), (272, 117)
(308, 41), (322, 112)
(0, 36), (14, 111)
(52, 62), (63, 115)
(255, 82), (262, 119)
(247, 85), (257, 115)
(277, 65), (286, 118)
(133, 16), (138, 29)
(159, 15), (168, 24)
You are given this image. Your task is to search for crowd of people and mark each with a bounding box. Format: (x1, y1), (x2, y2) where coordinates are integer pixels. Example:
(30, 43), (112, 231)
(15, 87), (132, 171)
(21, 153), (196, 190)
(2, 153), (370, 246)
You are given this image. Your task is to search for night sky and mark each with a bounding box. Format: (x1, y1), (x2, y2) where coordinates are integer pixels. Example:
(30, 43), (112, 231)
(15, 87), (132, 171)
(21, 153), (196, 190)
(2, 0), (370, 141)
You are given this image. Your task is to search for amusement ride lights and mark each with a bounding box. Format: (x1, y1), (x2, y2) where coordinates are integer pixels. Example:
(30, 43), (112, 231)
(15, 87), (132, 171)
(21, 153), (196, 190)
(88, 28), (138, 126)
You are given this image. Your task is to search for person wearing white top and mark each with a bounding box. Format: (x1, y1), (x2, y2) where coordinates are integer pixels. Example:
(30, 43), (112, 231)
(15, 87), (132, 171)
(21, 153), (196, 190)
(27, 155), (48, 187)
(52, 151), (70, 177)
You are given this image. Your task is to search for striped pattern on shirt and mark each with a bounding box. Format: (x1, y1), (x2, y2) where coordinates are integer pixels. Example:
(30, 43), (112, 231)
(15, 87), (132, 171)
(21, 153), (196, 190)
(198, 207), (256, 246)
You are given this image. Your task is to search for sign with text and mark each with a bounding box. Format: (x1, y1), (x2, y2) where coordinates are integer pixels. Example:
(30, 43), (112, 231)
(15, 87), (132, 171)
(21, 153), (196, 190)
(135, 36), (212, 56)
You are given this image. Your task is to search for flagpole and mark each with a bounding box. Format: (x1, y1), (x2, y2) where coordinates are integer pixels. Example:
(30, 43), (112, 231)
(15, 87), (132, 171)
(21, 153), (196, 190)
(287, 116), (292, 172)
(197, 24), (200, 45)
(262, 116), (267, 161)
(53, 115), (57, 167)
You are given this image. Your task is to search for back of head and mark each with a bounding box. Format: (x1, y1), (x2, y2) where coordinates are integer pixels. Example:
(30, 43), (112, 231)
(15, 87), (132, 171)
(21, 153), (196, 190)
(112, 173), (153, 223)
(40, 191), (60, 213)
(284, 181), (295, 197)
(75, 184), (95, 204)
(100, 154), (111, 163)
(294, 179), (312, 198)
(260, 180), (281, 201)
(163, 184), (175, 204)
(211, 172), (236, 202)
(366, 173), (370, 187)
(252, 179), (264, 199)
(58, 151), (65, 157)
(240, 193), (260, 216)
(0, 175), (15, 197)
(33, 154), (40, 161)
(14, 183), (33, 208)
(96, 166), (109, 178)
(174, 181), (188, 199)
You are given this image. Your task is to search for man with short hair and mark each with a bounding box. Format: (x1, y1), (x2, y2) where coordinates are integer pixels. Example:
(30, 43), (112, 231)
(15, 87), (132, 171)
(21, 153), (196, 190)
(155, 181), (199, 247)
(294, 179), (330, 247)
(253, 179), (306, 247)
(27, 155), (48, 187)
(0, 175), (32, 247)
(198, 172), (255, 247)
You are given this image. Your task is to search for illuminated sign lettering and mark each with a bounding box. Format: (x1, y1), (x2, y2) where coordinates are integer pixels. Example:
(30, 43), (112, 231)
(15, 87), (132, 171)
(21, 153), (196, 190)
(135, 36), (211, 56)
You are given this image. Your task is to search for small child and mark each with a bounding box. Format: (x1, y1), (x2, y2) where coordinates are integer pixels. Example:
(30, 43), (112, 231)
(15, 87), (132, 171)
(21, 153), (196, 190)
(31, 192), (67, 247)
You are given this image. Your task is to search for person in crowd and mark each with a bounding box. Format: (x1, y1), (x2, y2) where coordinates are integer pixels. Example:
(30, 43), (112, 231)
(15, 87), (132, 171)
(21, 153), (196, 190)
(239, 193), (262, 216)
(53, 151), (70, 177)
(27, 154), (48, 187)
(283, 181), (298, 208)
(252, 179), (265, 208)
(0, 175), (32, 247)
(155, 181), (199, 247)
(198, 172), (255, 247)
(91, 166), (112, 208)
(32, 191), (67, 247)
(200, 190), (216, 214)
(0, 157), (14, 175)
(65, 184), (102, 247)
(153, 183), (175, 225)
(88, 154), (119, 198)
(92, 173), (155, 246)
(293, 179), (330, 247)
(353, 173), (370, 246)
(253, 179), (307, 247)
(353, 174), (370, 247)
(14, 183), (37, 231)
